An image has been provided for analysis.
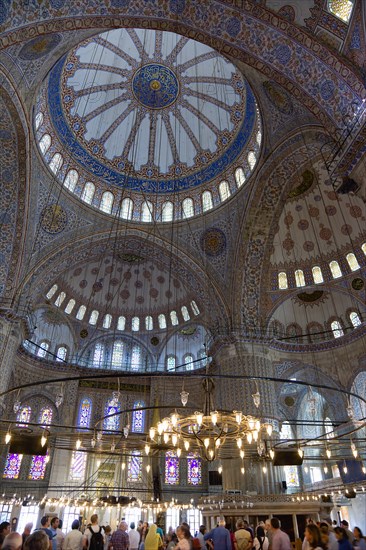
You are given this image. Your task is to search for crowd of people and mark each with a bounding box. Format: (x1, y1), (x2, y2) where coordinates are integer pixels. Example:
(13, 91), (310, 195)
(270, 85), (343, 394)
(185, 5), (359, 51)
(0, 514), (364, 550)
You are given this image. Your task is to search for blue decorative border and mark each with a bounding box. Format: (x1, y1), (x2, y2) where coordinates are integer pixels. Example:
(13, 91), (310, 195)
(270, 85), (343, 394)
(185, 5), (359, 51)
(48, 55), (257, 193)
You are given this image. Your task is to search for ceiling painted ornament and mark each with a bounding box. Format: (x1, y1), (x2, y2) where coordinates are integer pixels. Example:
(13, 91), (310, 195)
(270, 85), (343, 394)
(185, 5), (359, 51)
(40, 204), (67, 234)
(46, 28), (259, 193)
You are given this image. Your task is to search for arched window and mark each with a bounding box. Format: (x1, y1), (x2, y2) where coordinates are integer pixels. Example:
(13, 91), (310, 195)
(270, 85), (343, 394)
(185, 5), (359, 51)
(278, 272), (288, 290)
(187, 453), (202, 485)
(93, 343), (104, 367)
(202, 191), (213, 212)
(191, 300), (200, 316)
(69, 451), (87, 481)
(3, 454), (23, 479)
(37, 341), (49, 358)
(100, 191), (114, 214)
(65, 299), (76, 314)
(81, 182), (95, 204)
(112, 341), (124, 368)
(329, 260), (342, 278)
(165, 450), (179, 485)
(294, 269), (305, 288)
(198, 348), (207, 368)
(103, 396), (120, 432)
(55, 292), (66, 307)
(328, 0), (354, 23)
(131, 345), (141, 371)
(117, 316), (126, 331)
(182, 198), (194, 218)
(170, 310), (179, 326)
(162, 201), (174, 222)
(64, 170), (79, 192)
(103, 314), (112, 329)
(49, 153), (63, 174)
(235, 167), (245, 187)
(132, 400), (145, 433)
(89, 310), (99, 325)
(346, 252), (360, 271)
(56, 346), (67, 362)
(280, 421), (293, 441)
(17, 406), (32, 427)
(248, 151), (256, 170)
(362, 243), (366, 256)
(145, 316), (153, 331)
(28, 455), (48, 480)
(219, 181), (231, 202)
(141, 201), (153, 222)
(127, 451), (142, 482)
(35, 112), (43, 130)
(158, 314), (167, 329)
(78, 398), (92, 429)
(120, 197), (133, 220)
(167, 356), (176, 372)
(181, 306), (190, 321)
(39, 134), (51, 154)
(76, 305), (86, 320)
(324, 417), (335, 439)
(46, 284), (58, 299)
(132, 317), (140, 332)
(312, 266), (324, 284)
(184, 354), (194, 371)
(39, 407), (53, 427)
(331, 320), (344, 338)
(349, 311), (361, 328)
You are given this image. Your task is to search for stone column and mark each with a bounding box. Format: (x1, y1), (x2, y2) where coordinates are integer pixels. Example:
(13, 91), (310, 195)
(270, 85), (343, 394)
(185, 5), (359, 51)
(0, 316), (22, 413)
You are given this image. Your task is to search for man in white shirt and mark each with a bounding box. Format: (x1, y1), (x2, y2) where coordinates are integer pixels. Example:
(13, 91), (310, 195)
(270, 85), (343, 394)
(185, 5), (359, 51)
(128, 523), (140, 550)
(64, 521), (83, 550)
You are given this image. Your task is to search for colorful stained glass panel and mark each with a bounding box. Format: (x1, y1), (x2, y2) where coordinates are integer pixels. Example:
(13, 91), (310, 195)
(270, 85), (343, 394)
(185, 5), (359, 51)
(187, 454), (202, 485)
(69, 451), (87, 481)
(165, 451), (179, 485)
(103, 398), (120, 432)
(17, 406), (31, 427)
(28, 455), (47, 480)
(78, 398), (92, 428)
(284, 465), (300, 487)
(132, 401), (145, 433)
(127, 451), (142, 482)
(39, 407), (53, 427)
(3, 454), (23, 479)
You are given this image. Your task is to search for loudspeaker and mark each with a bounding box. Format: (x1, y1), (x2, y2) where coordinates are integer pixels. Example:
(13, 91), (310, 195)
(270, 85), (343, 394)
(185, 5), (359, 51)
(273, 450), (303, 466)
(281, 480), (287, 490)
(209, 471), (223, 485)
(321, 495), (331, 503)
(117, 496), (130, 505)
(345, 489), (356, 499)
(9, 435), (47, 456)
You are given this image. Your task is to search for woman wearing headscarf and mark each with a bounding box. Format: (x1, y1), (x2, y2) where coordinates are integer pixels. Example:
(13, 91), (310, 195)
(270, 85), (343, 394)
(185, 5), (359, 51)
(144, 525), (162, 550)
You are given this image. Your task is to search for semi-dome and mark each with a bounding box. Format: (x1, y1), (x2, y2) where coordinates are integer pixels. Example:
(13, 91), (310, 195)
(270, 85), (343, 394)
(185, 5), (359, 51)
(35, 28), (262, 220)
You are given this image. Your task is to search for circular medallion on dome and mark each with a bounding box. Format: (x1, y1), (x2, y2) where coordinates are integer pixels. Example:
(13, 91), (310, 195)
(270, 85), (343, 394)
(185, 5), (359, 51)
(132, 64), (179, 109)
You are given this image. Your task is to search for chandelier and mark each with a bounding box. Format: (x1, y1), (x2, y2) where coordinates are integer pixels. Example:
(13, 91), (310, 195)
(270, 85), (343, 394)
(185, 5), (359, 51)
(147, 375), (273, 461)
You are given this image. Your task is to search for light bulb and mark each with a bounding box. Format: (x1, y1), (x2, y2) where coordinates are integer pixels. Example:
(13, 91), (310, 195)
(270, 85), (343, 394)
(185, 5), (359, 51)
(41, 435), (47, 447)
(5, 432), (11, 444)
(195, 412), (203, 426)
(353, 448), (358, 458)
(343, 465), (348, 474)
(208, 449), (214, 460)
(204, 438), (210, 449)
(253, 430), (259, 442)
(266, 424), (273, 436)
(298, 448), (303, 458)
(237, 438), (242, 449)
(252, 392), (261, 408)
(255, 420), (261, 431)
(149, 427), (156, 440)
(234, 411), (242, 424)
(184, 440), (190, 451)
(162, 418), (169, 431)
(241, 467), (245, 474)
(172, 434), (178, 446)
(269, 449), (275, 460)
(211, 411), (218, 425)
(240, 450), (245, 459)
(97, 431), (102, 441)
(218, 465), (223, 474)
(121, 462), (126, 470)
(145, 444), (150, 455)
(362, 465), (366, 474)
(171, 413), (178, 427)
(324, 465), (328, 473)
(326, 448), (331, 459)
(146, 465), (151, 473)
(215, 438), (221, 448)
(262, 466), (267, 474)
(163, 433), (170, 444)
(177, 448), (182, 457)
(157, 422), (164, 435)
(248, 419), (255, 430)
(247, 432), (253, 444)
(304, 466), (309, 473)
(91, 437), (96, 448)
(45, 455), (50, 463)
(76, 439), (81, 450)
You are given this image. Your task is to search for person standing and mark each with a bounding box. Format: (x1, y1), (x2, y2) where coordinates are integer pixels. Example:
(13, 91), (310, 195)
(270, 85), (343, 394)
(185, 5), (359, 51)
(39, 517), (53, 550)
(304, 525), (323, 550)
(63, 521), (83, 550)
(83, 515), (104, 550)
(144, 525), (162, 550)
(353, 528), (366, 550)
(253, 527), (269, 550)
(21, 524), (33, 549)
(196, 527), (206, 550)
(270, 519), (291, 550)
(109, 522), (129, 550)
(234, 520), (252, 550)
(334, 528), (352, 550)
(128, 524), (139, 550)
(50, 519), (59, 550)
(2, 533), (23, 550)
(340, 523), (353, 545)
(174, 526), (191, 550)
(204, 518), (232, 550)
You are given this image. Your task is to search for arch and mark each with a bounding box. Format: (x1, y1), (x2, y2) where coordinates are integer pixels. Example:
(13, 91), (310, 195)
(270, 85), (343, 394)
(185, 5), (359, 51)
(141, 201), (153, 222)
(81, 182), (95, 204)
(49, 153), (63, 174)
(312, 266), (324, 284)
(56, 345), (67, 361)
(65, 298), (76, 314)
(103, 313), (112, 329)
(219, 180), (231, 202)
(202, 190), (213, 212)
(278, 272), (288, 290)
(100, 191), (114, 214)
(235, 167), (245, 187)
(182, 198), (194, 218)
(329, 260), (342, 278)
(64, 169), (79, 192)
(346, 252), (360, 271)
(39, 133), (51, 154)
(162, 201), (174, 222)
(120, 197), (133, 220)
(39, 407), (53, 427)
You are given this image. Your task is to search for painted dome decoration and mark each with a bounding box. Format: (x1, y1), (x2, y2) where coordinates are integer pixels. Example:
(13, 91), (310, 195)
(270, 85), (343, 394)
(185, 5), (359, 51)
(36, 28), (262, 220)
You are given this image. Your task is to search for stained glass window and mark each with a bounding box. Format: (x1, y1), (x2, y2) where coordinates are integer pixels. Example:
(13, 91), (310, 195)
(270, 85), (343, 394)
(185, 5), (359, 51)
(283, 465), (299, 487)
(76, 305), (86, 320)
(65, 299), (75, 314)
(184, 355), (194, 371)
(219, 181), (231, 202)
(64, 169), (78, 192)
(278, 272), (288, 289)
(17, 406), (31, 427)
(55, 292), (66, 306)
(182, 198), (194, 218)
(191, 300), (200, 315)
(145, 316), (153, 331)
(141, 201), (153, 222)
(328, 0), (354, 23)
(28, 455), (47, 480)
(132, 401), (145, 433)
(93, 342), (104, 367)
(56, 346), (67, 361)
(81, 182), (95, 203)
(117, 316), (126, 330)
(202, 191), (213, 212)
(103, 314), (112, 329)
(162, 201), (174, 222)
(112, 341), (124, 368)
(294, 269), (305, 287)
(131, 345), (141, 371)
(46, 284), (58, 299)
(39, 134), (51, 154)
(120, 198), (133, 220)
(35, 112), (43, 130)
(78, 398), (92, 429)
(170, 311), (179, 326)
(103, 397), (120, 432)
(331, 320), (344, 338)
(89, 310), (99, 325)
(165, 451), (179, 485)
(329, 260), (342, 278)
(346, 252), (360, 271)
(158, 314), (167, 329)
(127, 451), (142, 482)
(187, 453), (202, 485)
(167, 356), (176, 371)
(312, 266), (324, 284)
(69, 451), (87, 481)
(235, 167), (245, 187)
(3, 454), (23, 479)
(350, 311), (361, 328)
(248, 151), (256, 170)
(100, 191), (114, 214)
(39, 407), (53, 427)
(49, 153), (63, 174)
(131, 317), (140, 332)
(181, 306), (190, 321)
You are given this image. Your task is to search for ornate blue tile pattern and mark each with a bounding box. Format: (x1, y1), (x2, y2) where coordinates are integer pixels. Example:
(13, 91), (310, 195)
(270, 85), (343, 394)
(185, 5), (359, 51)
(132, 63), (179, 109)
